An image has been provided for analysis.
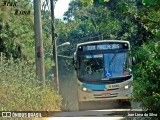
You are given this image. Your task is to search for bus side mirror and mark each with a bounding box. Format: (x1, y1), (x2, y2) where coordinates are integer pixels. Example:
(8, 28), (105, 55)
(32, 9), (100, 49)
(72, 57), (74, 65)
(132, 57), (136, 65)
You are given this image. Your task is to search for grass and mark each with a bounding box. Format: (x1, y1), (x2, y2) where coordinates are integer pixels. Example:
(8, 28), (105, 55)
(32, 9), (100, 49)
(0, 57), (62, 112)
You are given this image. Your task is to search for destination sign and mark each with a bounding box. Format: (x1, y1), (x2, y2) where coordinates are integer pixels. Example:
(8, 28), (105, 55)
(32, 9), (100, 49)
(80, 43), (128, 51)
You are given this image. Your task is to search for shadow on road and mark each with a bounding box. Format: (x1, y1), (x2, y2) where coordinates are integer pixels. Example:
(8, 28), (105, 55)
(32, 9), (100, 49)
(79, 101), (131, 111)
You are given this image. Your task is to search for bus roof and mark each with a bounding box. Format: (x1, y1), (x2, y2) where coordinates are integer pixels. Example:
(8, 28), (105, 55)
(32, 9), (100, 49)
(77, 40), (129, 47)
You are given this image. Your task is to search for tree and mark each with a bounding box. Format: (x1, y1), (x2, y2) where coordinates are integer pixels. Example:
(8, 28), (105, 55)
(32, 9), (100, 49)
(0, 0), (34, 59)
(133, 41), (160, 114)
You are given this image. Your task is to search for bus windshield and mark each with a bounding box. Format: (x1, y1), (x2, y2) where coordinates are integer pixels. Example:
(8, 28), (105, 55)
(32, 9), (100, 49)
(78, 52), (131, 81)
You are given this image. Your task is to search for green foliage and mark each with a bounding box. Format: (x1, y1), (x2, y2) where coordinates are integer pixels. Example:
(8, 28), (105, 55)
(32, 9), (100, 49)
(133, 41), (160, 113)
(142, 0), (160, 7)
(116, 0), (128, 13)
(0, 0), (62, 112)
(0, 0), (34, 59)
(81, 0), (88, 7)
(81, 0), (109, 6)
(0, 57), (62, 111)
(63, 0), (123, 41)
(142, 0), (155, 6)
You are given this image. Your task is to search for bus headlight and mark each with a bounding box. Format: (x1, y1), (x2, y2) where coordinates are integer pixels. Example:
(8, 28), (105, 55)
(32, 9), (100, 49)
(124, 85), (129, 89)
(82, 87), (92, 92)
(82, 87), (87, 91)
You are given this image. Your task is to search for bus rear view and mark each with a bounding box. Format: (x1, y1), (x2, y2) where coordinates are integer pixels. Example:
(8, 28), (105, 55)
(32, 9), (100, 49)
(73, 40), (133, 104)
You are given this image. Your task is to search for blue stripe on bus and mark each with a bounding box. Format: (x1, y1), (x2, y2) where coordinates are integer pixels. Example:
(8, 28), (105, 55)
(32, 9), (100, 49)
(82, 83), (106, 91)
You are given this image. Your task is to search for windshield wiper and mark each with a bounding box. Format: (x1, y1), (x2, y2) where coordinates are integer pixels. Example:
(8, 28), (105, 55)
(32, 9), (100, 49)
(109, 53), (117, 66)
(101, 78), (109, 80)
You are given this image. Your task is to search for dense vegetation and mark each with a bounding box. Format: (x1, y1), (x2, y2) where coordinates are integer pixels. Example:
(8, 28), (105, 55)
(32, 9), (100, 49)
(0, 56), (61, 111)
(0, 0), (61, 112)
(0, 0), (160, 116)
(133, 42), (160, 112)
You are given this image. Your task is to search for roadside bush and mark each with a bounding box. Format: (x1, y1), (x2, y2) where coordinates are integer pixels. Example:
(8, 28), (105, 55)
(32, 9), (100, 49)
(0, 57), (62, 111)
(133, 41), (160, 115)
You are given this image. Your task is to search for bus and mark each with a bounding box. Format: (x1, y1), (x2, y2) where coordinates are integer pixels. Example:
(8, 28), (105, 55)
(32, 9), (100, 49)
(73, 40), (134, 108)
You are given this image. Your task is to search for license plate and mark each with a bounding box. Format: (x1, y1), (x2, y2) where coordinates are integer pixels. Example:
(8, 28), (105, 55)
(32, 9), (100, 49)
(101, 93), (110, 97)
(108, 84), (119, 89)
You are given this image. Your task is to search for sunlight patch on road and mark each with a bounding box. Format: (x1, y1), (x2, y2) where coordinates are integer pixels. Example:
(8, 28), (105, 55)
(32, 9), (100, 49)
(48, 117), (124, 120)
(91, 109), (143, 111)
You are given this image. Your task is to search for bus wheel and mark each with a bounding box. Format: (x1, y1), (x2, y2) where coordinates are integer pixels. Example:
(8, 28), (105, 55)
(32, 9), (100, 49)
(118, 100), (131, 108)
(79, 101), (90, 111)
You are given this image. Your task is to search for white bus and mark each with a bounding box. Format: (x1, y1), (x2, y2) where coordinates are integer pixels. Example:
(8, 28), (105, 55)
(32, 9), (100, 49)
(73, 40), (134, 108)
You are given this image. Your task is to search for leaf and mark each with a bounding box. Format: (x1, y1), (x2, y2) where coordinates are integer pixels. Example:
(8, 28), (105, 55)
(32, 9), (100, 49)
(116, 1), (128, 13)
(99, 0), (104, 4)
(82, 1), (88, 7)
(90, 0), (94, 3)
(104, 0), (109, 2)
(142, 0), (155, 6)
(142, 0), (147, 5)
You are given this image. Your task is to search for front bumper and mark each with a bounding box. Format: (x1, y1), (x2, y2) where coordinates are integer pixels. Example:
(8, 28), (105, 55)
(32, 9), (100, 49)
(77, 81), (133, 102)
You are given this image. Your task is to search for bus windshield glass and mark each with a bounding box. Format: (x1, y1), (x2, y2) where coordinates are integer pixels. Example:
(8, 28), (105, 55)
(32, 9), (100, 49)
(78, 52), (131, 81)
